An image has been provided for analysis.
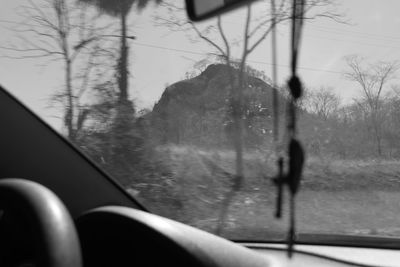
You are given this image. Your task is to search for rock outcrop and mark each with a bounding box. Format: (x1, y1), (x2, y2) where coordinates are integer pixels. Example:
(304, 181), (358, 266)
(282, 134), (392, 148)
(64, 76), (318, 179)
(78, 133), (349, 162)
(147, 64), (283, 148)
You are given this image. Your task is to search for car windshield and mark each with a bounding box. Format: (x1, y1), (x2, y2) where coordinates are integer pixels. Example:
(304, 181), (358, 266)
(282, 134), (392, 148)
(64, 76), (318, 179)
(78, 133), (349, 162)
(1, 0), (400, 243)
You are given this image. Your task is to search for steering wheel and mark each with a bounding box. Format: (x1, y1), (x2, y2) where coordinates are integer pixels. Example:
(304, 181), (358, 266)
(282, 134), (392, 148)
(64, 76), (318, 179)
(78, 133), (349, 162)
(0, 178), (82, 267)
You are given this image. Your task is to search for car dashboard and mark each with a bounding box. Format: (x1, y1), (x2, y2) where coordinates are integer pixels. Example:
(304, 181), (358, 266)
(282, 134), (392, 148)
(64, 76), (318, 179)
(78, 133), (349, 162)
(76, 205), (400, 267)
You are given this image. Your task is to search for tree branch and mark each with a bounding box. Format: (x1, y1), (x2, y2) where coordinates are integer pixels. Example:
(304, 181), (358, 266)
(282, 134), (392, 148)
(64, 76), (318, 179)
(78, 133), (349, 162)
(191, 22), (227, 58)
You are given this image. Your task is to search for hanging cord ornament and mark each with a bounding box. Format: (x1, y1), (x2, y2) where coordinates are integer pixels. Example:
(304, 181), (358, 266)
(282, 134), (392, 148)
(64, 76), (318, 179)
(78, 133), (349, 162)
(287, 0), (306, 257)
(272, 0), (306, 259)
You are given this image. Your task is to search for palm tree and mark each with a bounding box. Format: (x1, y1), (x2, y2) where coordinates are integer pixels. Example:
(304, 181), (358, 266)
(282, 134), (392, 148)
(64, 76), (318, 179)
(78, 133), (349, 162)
(79, 0), (161, 103)
(79, 0), (161, 186)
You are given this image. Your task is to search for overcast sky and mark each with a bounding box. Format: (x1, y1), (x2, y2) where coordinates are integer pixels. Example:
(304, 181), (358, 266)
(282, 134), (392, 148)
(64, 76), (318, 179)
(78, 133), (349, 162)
(1, 0), (400, 131)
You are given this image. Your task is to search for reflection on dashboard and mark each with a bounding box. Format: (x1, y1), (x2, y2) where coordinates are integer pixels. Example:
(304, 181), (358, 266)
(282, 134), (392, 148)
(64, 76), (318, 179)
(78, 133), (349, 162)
(246, 243), (400, 267)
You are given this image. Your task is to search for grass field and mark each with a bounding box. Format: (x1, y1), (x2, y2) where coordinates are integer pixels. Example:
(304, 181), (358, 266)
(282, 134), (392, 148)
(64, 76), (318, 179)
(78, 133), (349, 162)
(131, 145), (400, 240)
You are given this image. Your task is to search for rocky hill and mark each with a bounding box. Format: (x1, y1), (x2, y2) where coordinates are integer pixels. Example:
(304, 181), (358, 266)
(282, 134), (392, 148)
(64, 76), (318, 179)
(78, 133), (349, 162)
(146, 64), (285, 148)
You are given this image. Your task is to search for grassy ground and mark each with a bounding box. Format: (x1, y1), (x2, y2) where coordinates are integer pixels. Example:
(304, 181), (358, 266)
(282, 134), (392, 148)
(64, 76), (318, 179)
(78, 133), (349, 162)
(131, 145), (400, 241)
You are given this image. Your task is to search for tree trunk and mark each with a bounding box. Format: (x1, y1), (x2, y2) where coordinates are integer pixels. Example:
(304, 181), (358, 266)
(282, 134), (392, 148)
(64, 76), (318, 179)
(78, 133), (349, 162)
(373, 117), (382, 157)
(371, 108), (382, 157)
(119, 13), (129, 103)
(233, 60), (247, 187)
(65, 58), (75, 141)
(216, 62), (246, 235)
(108, 12), (138, 186)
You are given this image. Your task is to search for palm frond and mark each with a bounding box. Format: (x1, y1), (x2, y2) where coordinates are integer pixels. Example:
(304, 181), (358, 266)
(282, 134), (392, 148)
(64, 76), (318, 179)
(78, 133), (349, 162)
(79, 0), (162, 17)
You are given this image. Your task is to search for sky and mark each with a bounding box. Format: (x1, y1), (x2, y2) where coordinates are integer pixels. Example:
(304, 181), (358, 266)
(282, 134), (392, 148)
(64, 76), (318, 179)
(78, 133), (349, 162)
(1, 0), (400, 131)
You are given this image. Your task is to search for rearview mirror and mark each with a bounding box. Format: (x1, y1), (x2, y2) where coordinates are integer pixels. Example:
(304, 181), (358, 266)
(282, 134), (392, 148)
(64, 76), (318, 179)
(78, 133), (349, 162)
(185, 0), (257, 21)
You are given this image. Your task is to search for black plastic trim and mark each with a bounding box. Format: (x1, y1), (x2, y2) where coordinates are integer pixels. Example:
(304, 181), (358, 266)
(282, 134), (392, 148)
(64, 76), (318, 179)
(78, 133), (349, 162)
(185, 0), (258, 22)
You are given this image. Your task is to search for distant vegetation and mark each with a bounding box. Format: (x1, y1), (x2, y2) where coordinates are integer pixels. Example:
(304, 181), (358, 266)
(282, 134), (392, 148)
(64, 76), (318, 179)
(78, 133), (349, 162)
(140, 62), (400, 160)
(73, 62), (400, 237)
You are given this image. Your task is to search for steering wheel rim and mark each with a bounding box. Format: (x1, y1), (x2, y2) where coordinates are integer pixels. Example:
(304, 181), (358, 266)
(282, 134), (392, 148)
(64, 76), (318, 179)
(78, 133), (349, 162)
(0, 178), (82, 267)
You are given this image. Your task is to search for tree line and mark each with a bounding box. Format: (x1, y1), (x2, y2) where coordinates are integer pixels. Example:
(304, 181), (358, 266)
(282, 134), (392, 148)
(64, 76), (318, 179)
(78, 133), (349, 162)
(296, 56), (400, 159)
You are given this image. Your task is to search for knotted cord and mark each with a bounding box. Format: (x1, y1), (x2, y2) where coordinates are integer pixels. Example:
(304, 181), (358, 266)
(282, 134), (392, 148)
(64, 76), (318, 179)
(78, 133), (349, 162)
(286, 0), (305, 257)
(271, 0), (306, 259)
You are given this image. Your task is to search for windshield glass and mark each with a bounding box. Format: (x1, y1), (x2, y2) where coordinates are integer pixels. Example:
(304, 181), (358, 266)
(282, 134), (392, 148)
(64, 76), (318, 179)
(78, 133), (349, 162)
(1, 0), (400, 242)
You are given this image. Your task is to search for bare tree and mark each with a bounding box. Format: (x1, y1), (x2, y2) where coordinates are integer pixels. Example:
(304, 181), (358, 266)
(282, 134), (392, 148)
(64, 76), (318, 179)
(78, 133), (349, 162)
(156, 0), (345, 234)
(0, 0), (115, 141)
(157, 0), (344, 175)
(308, 87), (341, 120)
(344, 55), (399, 156)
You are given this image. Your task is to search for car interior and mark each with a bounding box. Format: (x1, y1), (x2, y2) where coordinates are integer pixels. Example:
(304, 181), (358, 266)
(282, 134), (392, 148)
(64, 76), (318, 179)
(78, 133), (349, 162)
(1, 0), (400, 266)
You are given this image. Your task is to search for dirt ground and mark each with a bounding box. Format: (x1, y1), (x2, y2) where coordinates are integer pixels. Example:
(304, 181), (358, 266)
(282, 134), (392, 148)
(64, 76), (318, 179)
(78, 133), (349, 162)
(133, 146), (400, 240)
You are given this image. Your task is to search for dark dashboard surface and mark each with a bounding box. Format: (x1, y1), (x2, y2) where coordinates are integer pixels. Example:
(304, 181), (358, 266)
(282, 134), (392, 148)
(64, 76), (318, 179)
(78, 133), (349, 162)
(76, 206), (395, 267)
(77, 206), (270, 267)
